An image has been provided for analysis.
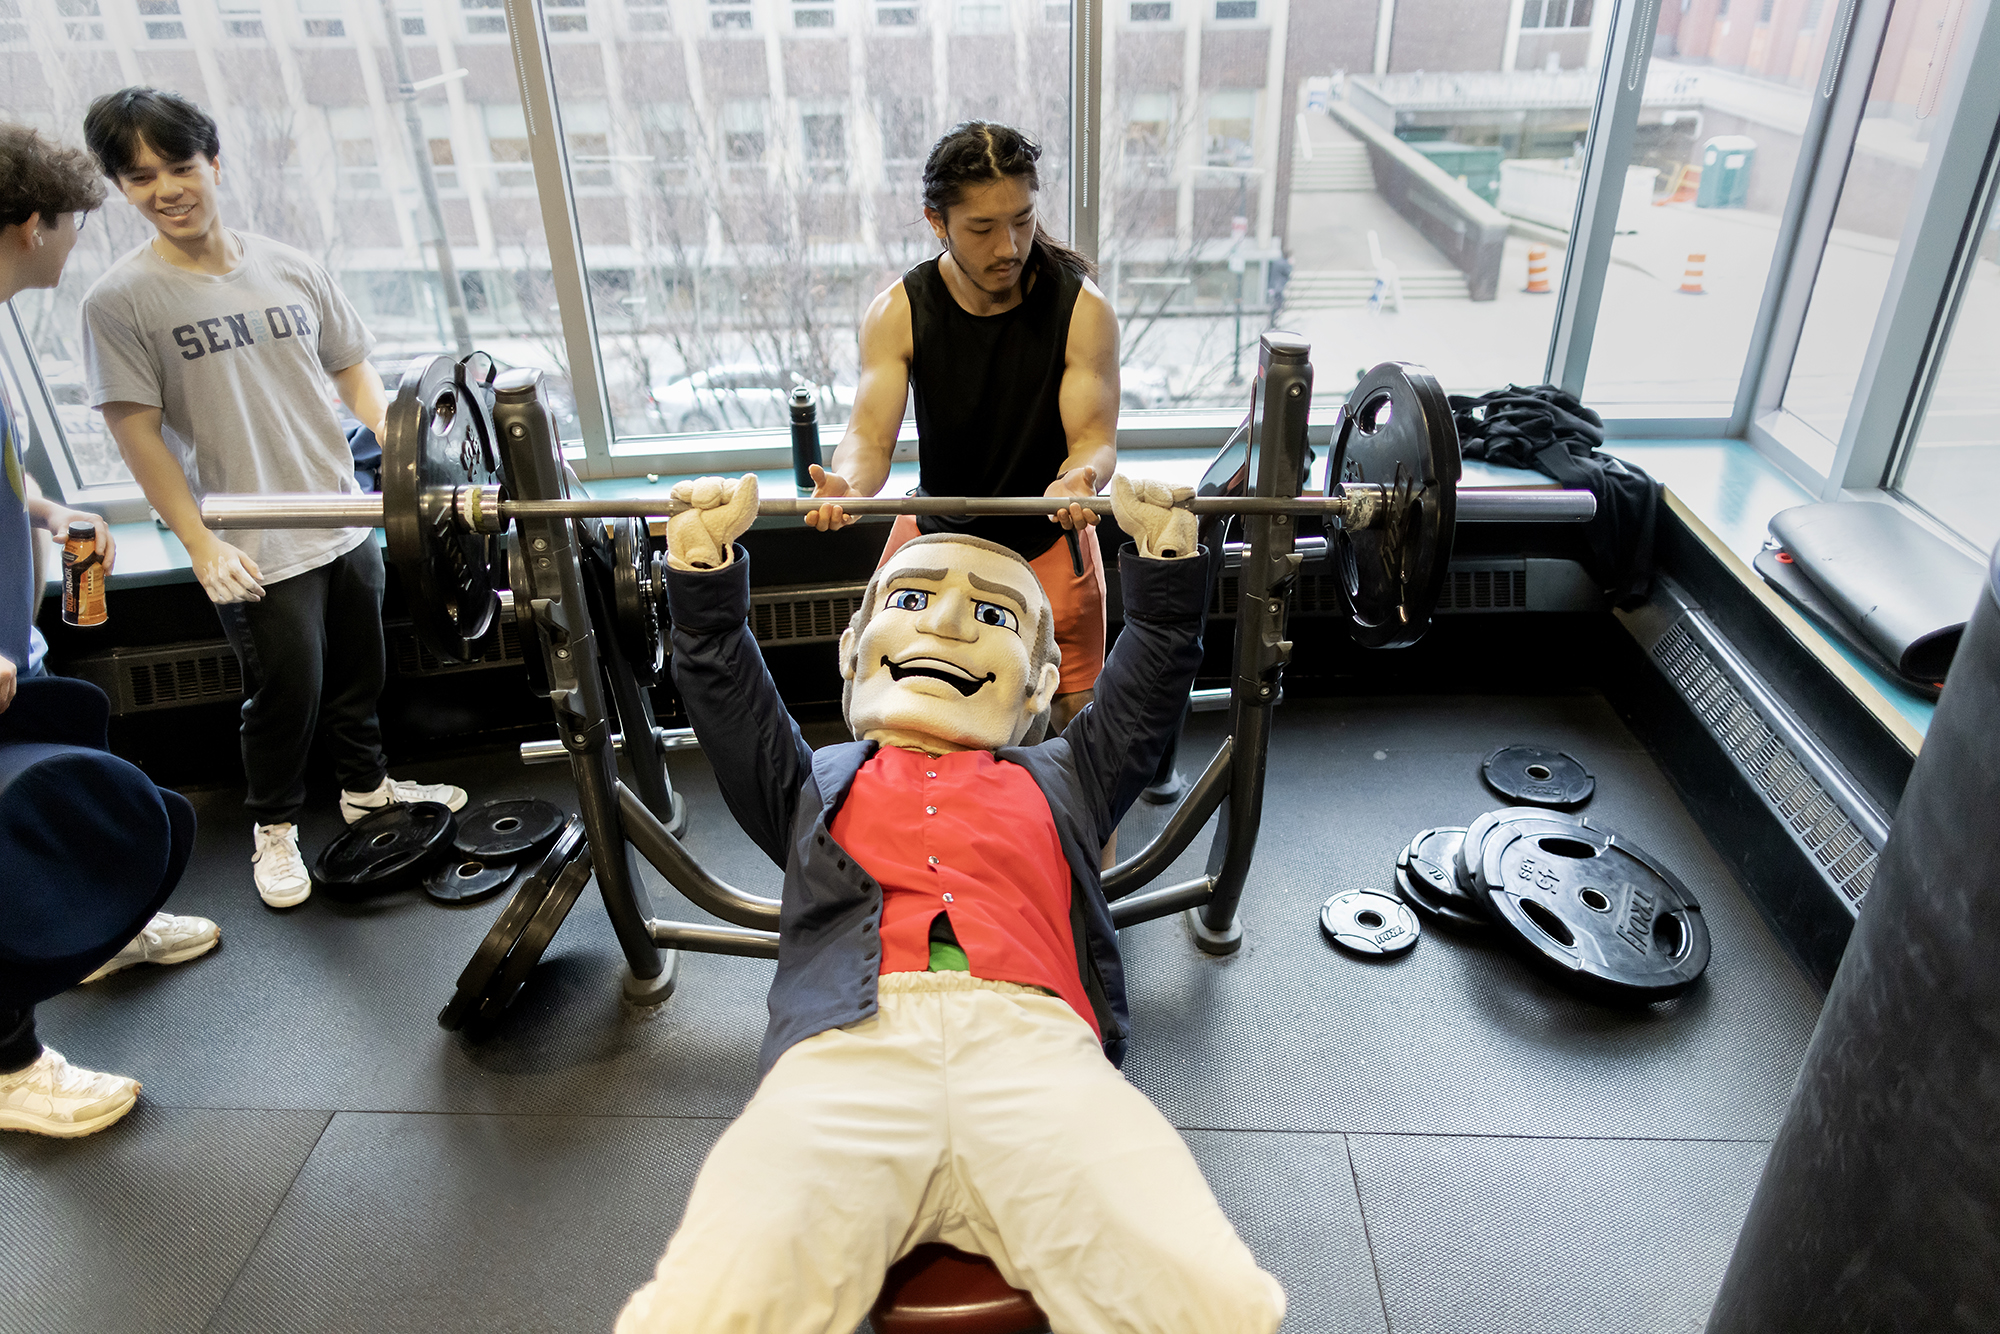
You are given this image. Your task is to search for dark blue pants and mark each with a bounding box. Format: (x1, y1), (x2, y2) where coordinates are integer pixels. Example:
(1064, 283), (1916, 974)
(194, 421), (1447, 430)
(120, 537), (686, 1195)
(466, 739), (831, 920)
(0, 788), (196, 1074)
(215, 541), (389, 826)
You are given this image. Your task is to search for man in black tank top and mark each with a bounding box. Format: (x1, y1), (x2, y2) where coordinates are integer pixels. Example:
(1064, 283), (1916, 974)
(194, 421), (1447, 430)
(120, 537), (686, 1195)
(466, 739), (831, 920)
(806, 122), (1121, 736)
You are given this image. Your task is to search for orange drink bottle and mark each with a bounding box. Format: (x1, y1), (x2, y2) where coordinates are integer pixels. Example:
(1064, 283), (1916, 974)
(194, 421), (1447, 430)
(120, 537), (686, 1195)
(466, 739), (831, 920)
(62, 520), (108, 627)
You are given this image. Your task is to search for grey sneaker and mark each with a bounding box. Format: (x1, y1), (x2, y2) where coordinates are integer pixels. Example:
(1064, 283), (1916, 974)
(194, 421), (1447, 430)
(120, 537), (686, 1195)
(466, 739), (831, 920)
(252, 822), (312, 908)
(0, 1048), (140, 1138)
(338, 775), (469, 825)
(82, 911), (220, 983)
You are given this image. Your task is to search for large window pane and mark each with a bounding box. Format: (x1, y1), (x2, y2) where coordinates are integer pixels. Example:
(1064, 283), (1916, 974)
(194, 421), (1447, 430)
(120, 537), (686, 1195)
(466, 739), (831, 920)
(552, 0), (1072, 443)
(0, 0), (559, 488)
(1581, 0), (1821, 417)
(1157, 0), (1610, 412)
(1895, 159), (2000, 553)
(1781, 0), (1959, 466)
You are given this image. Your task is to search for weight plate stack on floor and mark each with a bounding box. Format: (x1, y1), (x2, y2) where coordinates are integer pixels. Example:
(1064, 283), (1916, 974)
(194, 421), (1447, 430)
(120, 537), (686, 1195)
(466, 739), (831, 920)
(1320, 890), (1421, 957)
(468, 844), (597, 1029)
(1476, 821), (1711, 1003)
(423, 856), (516, 905)
(312, 802), (457, 899)
(1458, 806), (1587, 905)
(1481, 745), (1596, 808)
(1393, 826), (1489, 930)
(438, 818), (583, 1031)
(453, 797), (567, 862)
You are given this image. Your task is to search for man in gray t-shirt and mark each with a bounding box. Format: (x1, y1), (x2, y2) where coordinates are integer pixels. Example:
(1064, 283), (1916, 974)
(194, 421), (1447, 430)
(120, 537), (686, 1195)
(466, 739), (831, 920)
(80, 87), (468, 909)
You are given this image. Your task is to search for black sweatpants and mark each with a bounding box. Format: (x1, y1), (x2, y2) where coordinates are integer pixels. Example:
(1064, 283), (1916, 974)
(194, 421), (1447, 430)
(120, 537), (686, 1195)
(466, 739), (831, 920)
(0, 788), (197, 1075)
(215, 540), (389, 826)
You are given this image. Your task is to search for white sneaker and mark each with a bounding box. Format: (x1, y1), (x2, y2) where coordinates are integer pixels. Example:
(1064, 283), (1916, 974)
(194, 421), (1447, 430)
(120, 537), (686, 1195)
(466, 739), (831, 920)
(0, 1048), (140, 1138)
(252, 822), (312, 908)
(338, 774), (469, 825)
(82, 911), (220, 983)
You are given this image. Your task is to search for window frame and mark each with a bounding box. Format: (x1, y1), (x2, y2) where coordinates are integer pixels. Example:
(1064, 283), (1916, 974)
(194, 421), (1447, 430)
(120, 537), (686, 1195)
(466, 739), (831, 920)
(9, 0), (2000, 516)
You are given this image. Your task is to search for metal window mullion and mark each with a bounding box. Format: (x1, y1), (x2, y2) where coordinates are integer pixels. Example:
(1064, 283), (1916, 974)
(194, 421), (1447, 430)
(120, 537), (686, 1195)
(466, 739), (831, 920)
(1543, 0), (1659, 396)
(1072, 0), (1103, 263)
(1826, 0), (2000, 497)
(1742, 0), (1892, 433)
(505, 0), (618, 476)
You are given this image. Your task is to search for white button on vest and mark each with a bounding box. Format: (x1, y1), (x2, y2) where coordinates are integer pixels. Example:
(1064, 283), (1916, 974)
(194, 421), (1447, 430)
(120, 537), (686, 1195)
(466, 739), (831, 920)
(926, 805), (937, 815)
(928, 856), (940, 865)
(942, 893), (954, 903)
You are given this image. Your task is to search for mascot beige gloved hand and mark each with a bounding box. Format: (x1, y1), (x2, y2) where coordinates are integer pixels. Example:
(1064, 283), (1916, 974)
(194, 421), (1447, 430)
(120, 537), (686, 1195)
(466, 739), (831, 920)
(666, 474), (760, 571)
(1110, 475), (1197, 560)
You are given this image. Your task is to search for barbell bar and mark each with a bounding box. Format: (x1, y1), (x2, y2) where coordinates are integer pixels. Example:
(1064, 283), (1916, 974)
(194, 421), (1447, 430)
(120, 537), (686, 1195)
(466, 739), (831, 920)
(199, 483), (1595, 531)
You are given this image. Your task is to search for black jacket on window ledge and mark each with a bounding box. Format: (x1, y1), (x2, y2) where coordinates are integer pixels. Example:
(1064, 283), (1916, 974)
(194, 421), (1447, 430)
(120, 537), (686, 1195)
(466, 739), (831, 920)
(1447, 384), (1661, 608)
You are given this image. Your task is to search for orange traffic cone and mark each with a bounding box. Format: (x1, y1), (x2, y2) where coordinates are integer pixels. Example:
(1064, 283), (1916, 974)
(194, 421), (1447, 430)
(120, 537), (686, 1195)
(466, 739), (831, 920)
(1678, 253), (1706, 295)
(1525, 245), (1552, 294)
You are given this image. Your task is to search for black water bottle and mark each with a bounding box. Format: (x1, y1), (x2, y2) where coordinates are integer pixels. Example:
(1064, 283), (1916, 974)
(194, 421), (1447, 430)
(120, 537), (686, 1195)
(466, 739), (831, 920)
(789, 386), (821, 494)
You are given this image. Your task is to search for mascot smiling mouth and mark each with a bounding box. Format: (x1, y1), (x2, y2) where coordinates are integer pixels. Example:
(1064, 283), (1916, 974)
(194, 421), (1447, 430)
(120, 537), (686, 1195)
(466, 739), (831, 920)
(883, 655), (994, 697)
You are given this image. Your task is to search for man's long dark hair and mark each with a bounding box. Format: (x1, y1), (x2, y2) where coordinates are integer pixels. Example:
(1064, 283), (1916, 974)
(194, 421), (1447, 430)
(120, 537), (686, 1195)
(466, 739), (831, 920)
(921, 121), (1094, 284)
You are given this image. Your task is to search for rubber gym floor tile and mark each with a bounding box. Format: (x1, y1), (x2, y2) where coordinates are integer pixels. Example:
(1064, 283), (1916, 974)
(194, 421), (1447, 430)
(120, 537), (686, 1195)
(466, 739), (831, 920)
(1115, 699), (1824, 1141)
(0, 1106), (328, 1334)
(203, 1110), (725, 1334)
(1345, 1133), (1772, 1334)
(1181, 1129), (1389, 1334)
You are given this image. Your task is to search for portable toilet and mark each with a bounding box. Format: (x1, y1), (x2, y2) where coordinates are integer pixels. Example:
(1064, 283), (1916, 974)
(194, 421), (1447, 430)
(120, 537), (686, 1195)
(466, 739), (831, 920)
(1697, 135), (1757, 208)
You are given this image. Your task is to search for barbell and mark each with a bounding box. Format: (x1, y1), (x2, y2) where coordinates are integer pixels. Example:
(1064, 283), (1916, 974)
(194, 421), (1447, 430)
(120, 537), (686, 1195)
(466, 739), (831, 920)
(194, 355), (1596, 665)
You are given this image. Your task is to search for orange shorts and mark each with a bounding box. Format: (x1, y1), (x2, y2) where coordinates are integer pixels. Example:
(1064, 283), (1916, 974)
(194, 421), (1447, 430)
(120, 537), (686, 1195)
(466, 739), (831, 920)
(877, 515), (1107, 697)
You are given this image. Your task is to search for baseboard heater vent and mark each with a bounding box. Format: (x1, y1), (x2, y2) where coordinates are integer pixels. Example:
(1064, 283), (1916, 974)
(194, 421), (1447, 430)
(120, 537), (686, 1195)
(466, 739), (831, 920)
(750, 584), (868, 645)
(1636, 584), (1889, 911)
(70, 641), (247, 714)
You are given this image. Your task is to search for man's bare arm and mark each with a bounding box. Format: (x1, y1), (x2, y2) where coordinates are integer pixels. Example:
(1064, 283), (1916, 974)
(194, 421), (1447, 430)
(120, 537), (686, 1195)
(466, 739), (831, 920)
(100, 401), (265, 603)
(808, 282), (913, 531)
(1048, 280), (1122, 529)
(330, 360), (389, 440)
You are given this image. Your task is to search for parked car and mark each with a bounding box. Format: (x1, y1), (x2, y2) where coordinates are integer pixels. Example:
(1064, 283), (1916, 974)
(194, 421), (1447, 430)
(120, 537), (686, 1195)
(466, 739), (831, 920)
(649, 363), (856, 435)
(1120, 363), (1174, 410)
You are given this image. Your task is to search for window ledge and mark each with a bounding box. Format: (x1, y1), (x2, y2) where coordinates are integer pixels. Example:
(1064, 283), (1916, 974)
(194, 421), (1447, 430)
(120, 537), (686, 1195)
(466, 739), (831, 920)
(1606, 437), (1934, 746)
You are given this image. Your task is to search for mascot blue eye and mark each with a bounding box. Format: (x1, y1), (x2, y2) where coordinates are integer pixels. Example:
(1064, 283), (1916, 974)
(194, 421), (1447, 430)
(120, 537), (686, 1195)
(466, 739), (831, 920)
(887, 589), (930, 612)
(973, 601), (1018, 632)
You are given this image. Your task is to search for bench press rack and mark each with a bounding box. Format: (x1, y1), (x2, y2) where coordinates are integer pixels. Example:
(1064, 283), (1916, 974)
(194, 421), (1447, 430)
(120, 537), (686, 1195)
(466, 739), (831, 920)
(197, 332), (1594, 1029)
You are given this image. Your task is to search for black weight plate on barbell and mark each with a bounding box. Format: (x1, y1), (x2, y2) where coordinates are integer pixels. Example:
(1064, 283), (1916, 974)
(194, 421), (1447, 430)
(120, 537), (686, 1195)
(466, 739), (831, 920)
(1482, 745), (1595, 809)
(383, 353), (502, 665)
(1479, 821), (1710, 1004)
(1393, 827), (1490, 930)
(423, 855), (517, 906)
(453, 797), (567, 862)
(1459, 805), (1587, 904)
(611, 517), (666, 687)
(471, 844), (596, 1028)
(313, 801), (456, 898)
(1329, 362), (1461, 649)
(438, 818), (582, 1031)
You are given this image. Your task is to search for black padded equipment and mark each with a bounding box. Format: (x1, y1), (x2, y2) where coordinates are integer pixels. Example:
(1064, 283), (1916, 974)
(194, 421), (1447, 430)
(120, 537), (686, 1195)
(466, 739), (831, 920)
(1768, 500), (1984, 681)
(438, 818), (583, 1030)
(422, 856), (516, 905)
(1476, 820), (1709, 1003)
(1481, 745), (1595, 807)
(382, 353), (503, 664)
(312, 802), (456, 899)
(1457, 805), (1584, 897)
(1709, 548), (2000, 1333)
(453, 797), (567, 862)
(1328, 362), (1461, 648)
(1393, 826), (1489, 929)
(1754, 546), (1944, 697)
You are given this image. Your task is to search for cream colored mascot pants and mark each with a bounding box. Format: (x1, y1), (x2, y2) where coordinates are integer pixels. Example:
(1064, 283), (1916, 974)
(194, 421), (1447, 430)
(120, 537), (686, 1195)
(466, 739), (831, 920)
(616, 971), (1286, 1334)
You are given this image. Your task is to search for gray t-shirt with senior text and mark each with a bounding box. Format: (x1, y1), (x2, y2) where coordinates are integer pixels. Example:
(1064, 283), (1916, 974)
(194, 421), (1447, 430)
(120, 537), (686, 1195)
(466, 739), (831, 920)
(81, 231), (375, 584)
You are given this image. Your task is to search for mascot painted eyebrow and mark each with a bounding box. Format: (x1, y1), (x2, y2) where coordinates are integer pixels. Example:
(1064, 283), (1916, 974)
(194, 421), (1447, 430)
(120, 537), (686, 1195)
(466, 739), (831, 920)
(618, 473), (1287, 1334)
